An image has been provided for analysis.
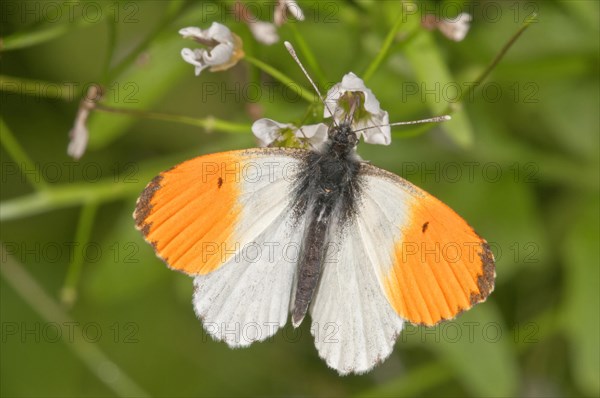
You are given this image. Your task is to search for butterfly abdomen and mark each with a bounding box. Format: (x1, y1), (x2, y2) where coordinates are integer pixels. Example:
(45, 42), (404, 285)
(292, 203), (333, 327)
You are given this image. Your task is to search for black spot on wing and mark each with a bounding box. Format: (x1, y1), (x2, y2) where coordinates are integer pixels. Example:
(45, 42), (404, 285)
(422, 221), (429, 233)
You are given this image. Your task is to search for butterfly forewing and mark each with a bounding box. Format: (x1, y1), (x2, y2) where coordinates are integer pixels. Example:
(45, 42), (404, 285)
(359, 164), (496, 326)
(134, 148), (307, 276)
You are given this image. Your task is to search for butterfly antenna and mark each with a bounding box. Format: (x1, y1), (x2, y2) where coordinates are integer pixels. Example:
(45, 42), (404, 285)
(284, 41), (338, 124)
(352, 115), (452, 133)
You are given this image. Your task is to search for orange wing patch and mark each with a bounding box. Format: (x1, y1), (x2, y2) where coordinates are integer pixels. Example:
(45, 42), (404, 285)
(384, 193), (495, 326)
(134, 152), (243, 275)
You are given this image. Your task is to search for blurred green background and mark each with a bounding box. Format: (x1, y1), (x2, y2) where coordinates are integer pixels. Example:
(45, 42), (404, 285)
(1, 1), (598, 397)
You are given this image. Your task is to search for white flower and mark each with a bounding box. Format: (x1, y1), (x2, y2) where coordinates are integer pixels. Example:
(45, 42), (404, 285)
(252, 118), (328, 148)
(296, 123), (328, 146)
(233, 2), (280, 45)
(248, 21), (279, 45)
(274, 0), (305, 27)
(67, 112), (89, 160)
(179, 22), (244, 76)
(422, 13), (472, 42)
(67, 85), (102, 160)
(252, 119), (293, 147)
(324, 72), (391, 145)
(438, 13), (472, 42)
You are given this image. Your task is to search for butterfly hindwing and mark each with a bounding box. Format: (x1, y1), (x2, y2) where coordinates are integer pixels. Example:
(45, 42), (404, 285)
(193, 207), (308, 347)
(309, 218), (405, 375)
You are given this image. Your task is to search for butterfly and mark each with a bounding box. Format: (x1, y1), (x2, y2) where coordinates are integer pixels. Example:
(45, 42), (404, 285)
(133, 43), (495, 375)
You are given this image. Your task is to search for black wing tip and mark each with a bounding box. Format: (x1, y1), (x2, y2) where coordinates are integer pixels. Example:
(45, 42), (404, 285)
(133, 174), (163, 234)
(470, 241), (496, 306)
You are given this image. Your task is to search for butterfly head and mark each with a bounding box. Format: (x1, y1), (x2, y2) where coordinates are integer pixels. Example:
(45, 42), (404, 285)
(328, 122), (359, 156)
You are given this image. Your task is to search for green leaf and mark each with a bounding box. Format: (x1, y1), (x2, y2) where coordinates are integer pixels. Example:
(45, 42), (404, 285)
(403, 30), (475, 148)
(356, 362), (451, 397)
(1, 19), (100, 52)
(426, 304), (519, 397)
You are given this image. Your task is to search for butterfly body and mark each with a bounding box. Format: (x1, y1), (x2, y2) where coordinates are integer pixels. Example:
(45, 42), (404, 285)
(291, 122), (362, 326)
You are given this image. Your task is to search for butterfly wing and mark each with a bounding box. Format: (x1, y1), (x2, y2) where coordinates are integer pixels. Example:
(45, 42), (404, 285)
(359, 164), (495, 326)
(309, 221), (405, 375)
(309, 162), (495, 374)
(134, 148), (308, 346)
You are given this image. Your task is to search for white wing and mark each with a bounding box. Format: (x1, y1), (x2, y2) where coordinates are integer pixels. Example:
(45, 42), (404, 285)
(191, 149), (308, 347)
(309, 216), (405, 375)
(307, 169), (412, 375)
(308, 164), (422, 375)
(194, 209), (307, 347)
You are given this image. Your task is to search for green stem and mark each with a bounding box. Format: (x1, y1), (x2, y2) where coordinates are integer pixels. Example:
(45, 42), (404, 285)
(60, 201), (99, 306)
(0, 118), (48, 191)
(245, 54), (315, 103)
(455, 13), (538, 106)
(0, 250), (149, 397)
(0, 148), (219, 222)
(362, 10), (406, 82)
(94, 104), (251, 133)
(0, 175), (145, 222)
(102, 13), (118, 85)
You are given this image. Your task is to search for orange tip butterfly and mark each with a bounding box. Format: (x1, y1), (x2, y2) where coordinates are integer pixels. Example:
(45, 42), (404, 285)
(133, 42), (495, 375)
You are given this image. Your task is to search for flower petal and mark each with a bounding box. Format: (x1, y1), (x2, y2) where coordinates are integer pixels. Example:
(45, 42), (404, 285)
(179, 23), (235, 45)
(285, 0), (305, 21)
(67, 114), (89, 160)
(252, 118), (294, 146)
(67, 85), (101, 160)
(323, 72), (390, 145)
(275, 0), (305, 26)
(179, 27), (206, 40)
(207, 22), (234, 44)
(438, 12), (472, 42)
(181, 48), (203, 67)
(324, 82), (342, 118)
(249, 21), (279, 45)
(360, 111), (391, 145)
(324, 72), (384, 118)
(340, 72), (382, 115)
(181, 48), (212, 76)
(203, 43), (234, 66)
(180, 23), (243, 76)
(295, 123), (329, 145)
